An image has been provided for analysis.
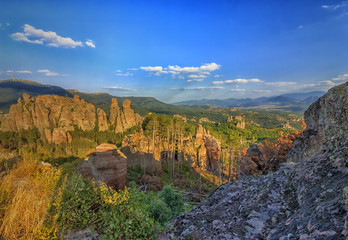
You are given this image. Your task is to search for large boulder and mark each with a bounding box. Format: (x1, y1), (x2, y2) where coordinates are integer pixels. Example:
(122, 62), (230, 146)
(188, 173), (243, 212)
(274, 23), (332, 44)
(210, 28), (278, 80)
(77, 144), (127, 190)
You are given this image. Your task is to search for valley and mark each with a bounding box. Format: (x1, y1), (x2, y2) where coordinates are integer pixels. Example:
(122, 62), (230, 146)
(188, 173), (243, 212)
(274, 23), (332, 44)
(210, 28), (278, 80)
(0, 79), (346, 239)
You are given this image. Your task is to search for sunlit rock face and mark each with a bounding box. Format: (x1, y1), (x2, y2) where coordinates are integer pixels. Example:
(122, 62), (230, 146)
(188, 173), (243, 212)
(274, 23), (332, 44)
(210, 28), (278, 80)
(77, 143), (127, 190)
(0, 94), (142, 144)
(109, 98), (142, 133)
(0, 93), (96, 144)
(163, 82), (348, 239)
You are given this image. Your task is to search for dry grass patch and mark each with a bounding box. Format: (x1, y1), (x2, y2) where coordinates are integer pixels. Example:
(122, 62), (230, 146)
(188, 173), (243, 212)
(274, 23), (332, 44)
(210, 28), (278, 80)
(0, 159), (61, 239)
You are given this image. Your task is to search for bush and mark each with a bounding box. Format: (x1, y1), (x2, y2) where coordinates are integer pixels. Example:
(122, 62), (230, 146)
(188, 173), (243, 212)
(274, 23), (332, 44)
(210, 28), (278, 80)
(150, 198), (172, 223)
(158, 185), (184, 218)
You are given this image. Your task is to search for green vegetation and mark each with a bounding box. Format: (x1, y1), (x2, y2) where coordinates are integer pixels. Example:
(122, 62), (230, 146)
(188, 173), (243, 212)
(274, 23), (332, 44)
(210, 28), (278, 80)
(0, 157), (188, 239)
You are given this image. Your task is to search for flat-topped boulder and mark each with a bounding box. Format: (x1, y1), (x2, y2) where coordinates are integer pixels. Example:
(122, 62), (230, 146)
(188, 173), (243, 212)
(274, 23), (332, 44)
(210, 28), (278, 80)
(77, 144), (127, 190)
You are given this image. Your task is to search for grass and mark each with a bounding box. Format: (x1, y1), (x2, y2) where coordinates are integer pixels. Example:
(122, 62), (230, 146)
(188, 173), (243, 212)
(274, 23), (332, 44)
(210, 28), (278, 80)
(0, 159), (61, 239)
(0, 156), (189, 239)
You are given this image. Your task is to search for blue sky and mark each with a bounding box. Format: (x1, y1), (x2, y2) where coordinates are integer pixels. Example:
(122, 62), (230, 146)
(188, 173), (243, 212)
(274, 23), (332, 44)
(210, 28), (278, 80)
(0, 0), (347, 103)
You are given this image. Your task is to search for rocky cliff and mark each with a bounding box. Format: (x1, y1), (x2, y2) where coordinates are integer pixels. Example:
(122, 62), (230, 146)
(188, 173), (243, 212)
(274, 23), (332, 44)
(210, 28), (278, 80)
(0, 94), (142, 144)
(163, 82), (348, 239)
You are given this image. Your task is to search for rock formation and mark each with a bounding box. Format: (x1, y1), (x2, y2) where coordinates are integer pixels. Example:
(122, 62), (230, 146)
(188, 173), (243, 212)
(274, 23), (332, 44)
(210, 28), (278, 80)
(77, 143), (127, 190)
(0, 94), (142, 144)
(109, 98), (142, 133)
(121, 124), (220, 173)
(163, 82), (348, 239)
(0, 94), (96, 144)
(241, 126), (304, 176)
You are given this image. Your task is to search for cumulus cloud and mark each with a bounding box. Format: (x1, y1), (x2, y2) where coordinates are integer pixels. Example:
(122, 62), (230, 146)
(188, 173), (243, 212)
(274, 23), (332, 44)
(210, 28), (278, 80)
(85, 39), (95, 48)
(140, 62), (221, 80)
(11, 24), (95, 48)
(37, 69), (59, 76)
(16, 70), (32, 74)
(140, 66), (167, 76)
(171, 86), (224, 91)
(213, 78), (263, 85)
(103, 86), (135, 91)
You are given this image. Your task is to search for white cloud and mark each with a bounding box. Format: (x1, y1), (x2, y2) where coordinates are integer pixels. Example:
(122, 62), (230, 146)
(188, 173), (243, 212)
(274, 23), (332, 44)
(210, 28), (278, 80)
(264, 81), (297, 86)
(140, 66), (167, 76)
(16, 70), (32, 74)
(172, 86), (224, 91)
(85, 39), (95, 48)
(103, 86), (135, 91)
(214, 74), (222, 78)
(11, 32), (43, 44)
(115, 70), (122, 72)
(37, 69), (59, 76)
(6, 23), (10, 26)
(11, 24), (95, 49)
(297, 25), (303, 29)
(128, 68), (138, 71)
(252, 89), (272, 93)
(331, 73), (348, 82)
(140, 62), (221, 80)
(115, 72), (134, 77)
(230, 88), (246, 92)
(213, 78), (263, 85)
(322, 1), (348, 10)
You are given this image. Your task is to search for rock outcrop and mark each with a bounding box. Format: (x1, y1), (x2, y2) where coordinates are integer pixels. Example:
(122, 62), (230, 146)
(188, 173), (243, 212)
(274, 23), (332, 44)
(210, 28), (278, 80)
(77, 143), (127, 190)
(163, 82), (348, 239)
(0, 94), (142, 144)
(121, 124), (220, 173)
(0, 94), (96, 144)
(109, 98), (142, 133)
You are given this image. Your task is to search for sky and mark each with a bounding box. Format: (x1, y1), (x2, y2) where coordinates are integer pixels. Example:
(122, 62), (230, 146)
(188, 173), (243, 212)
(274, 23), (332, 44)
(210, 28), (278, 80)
(0, 0), (347, 103)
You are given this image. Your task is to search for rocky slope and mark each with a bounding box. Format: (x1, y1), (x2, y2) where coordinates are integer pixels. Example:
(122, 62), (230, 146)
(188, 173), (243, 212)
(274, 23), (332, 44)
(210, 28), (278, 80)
(163, 82), (348, 239)
(0, 94), (142, 144)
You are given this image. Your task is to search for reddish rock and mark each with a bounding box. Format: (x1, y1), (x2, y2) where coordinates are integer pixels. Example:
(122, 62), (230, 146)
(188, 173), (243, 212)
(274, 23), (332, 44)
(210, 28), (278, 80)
(0, 94), (96, 143)
(109, 98), (142, 133)
(77, 143), (127, 190)
(97, 108), (108, 131)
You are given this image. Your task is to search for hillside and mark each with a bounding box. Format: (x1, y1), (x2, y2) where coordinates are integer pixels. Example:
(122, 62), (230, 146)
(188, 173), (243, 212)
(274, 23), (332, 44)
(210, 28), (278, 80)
(0, 79), (73, 111)
(0, 79), (302, 130)
(163, 82), (348, 239)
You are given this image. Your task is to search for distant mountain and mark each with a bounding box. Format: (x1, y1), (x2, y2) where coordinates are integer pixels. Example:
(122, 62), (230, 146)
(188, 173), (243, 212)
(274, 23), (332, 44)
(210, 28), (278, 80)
(175, 91), (325, 111)
(0, 79), (73, 111)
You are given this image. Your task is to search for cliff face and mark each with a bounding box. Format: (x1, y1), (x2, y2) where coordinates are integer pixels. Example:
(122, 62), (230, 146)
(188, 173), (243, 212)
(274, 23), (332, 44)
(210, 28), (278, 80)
(0, 94), (142, 144)
(0, 94), (96, 144)
(163, 82), (348, 239)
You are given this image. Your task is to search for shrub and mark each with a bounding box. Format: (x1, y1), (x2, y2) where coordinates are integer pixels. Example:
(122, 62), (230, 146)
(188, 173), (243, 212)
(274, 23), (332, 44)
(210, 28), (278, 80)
(158, 185), (184, 218)
(150, 198), (172, 223)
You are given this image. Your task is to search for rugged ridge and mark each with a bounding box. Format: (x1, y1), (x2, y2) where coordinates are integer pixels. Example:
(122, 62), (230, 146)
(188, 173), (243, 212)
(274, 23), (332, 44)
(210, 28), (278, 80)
(163, 82), (348, 239)
(0, 94), (142, 143)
